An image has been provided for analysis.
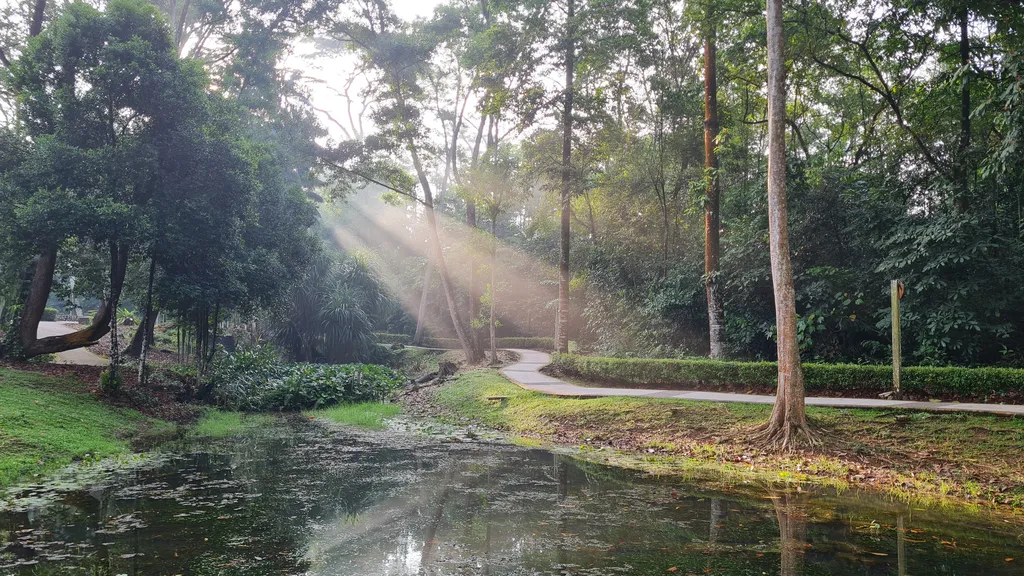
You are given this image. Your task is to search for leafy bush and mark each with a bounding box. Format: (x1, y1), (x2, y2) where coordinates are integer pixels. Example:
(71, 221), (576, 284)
(205, 347), (404, 411)
(549, 354), (1024, 400)
(99, 369), (122, 396)
(265, 364), (405, 410)
(42, 307), (58, 321)
(374, 333), (412, 345)
(417, 337), (554, 351)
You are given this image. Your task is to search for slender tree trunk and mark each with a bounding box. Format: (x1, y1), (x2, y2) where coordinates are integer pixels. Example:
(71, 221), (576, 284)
(556, 0), (575, 355)
(756, 0), (813, 449)
(413, 256), (432, 344)
(704, 18), (726, 359)
(955, 5), (970, 214)
(107, 243), (127, 383)
(137, 259), (156, 385)
(489, 218), (498, 365)
(409, 142), (482, 362)
(206, 302), (220, 365)
(466, 115), (487, 354)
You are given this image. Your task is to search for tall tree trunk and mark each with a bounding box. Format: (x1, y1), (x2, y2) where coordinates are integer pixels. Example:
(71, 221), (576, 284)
(206, 302), (220, 365)
(704, 18), (725, 359)
(413, 256), (432, 344)
(466, 115), (487, 355)
(489, 217), (498, 365)
(556, 0), (575, 355)
(756, 0), (813, 449)
(955, 5), (970, 214)
(410, 142), (482, 362)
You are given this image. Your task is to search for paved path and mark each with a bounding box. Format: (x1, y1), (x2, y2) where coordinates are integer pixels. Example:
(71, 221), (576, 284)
(500, 349), (1024, 416)
(36, 321), (107, 366)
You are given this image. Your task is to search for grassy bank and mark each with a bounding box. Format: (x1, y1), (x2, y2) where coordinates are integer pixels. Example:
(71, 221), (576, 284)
(421, 369), (1024, 509)
(0, 367), (175, 487)
(309, 403), (401, 429)
(188, 410), (276, 438)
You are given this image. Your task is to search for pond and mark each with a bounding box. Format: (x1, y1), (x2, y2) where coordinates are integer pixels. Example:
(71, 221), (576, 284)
(2, 417), (1023, 575)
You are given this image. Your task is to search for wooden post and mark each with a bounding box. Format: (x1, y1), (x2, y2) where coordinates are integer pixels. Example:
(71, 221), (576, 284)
(891, 280), (902, 398)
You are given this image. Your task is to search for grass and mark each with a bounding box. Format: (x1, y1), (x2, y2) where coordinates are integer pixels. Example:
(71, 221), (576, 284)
(309, 402), (401, 430)
(0, 367), (174, 488)
(188, 410), (276, 438)
(430, 369), (1024, 510)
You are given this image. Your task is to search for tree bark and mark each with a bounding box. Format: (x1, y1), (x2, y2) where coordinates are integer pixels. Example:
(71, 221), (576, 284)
(137, 258), (156, 384)
(955, 5), (970, 214)
(19, 246), (128, 358)
(756, 0), (813, 450)
(29, 0), (47, 37)
(410, 141), (482, 362)
(556, 0), (575, 355)
(489, 217), (498, 365)
(703, 17), (725, 360)
(466, 114), (488, 355)
(107, 243), (128, 382)
(413, 255), (433, 344)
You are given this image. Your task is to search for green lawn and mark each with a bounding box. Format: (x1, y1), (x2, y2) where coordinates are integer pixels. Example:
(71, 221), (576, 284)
(0, 367), (174, 487)
(309, 402), (401, 429)
(188, 410), (276, 438)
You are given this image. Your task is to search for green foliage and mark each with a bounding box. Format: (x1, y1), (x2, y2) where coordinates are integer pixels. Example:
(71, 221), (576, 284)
(374, 333), (412, 345)
(99, 369), (123, 397)
(41, 307), (57, 321)
(550, 354), (1024, 400)
(418, 337), (554, 351)
(204, 346), (404, 411)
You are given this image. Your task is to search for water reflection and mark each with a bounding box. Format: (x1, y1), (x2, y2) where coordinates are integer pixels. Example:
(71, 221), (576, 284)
(2, 418), (1023, 575)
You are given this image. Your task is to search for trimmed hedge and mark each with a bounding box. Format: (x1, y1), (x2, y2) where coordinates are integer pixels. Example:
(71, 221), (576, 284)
(374, 333), (412, 345)
(42, 307), (58, 321)
(549, 354), (1024, 400)
(416, 336), (555, 351)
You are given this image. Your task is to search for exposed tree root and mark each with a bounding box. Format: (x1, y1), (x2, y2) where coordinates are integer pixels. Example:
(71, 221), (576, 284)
(751, 418), (821, 452)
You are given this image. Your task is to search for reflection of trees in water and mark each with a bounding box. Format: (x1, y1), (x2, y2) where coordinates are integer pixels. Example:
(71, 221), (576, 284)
(771, 490), (807, 576)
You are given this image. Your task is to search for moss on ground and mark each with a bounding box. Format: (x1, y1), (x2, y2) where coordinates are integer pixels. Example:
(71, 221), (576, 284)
(429, 369), (1024, 510)
(309, 403), (401, 430)
(0, 367), (174, 487)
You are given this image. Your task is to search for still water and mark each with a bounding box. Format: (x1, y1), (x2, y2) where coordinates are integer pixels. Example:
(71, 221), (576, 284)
(2, 417), (1024, 575)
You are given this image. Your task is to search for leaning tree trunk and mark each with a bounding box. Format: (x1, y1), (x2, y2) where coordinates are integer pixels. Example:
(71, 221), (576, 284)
(409, 141), (482, 363)
(755, 0), (813, 450)
(555, 0), (575, 355)
(107, 243), (128, 384)
(18, 244), (128, 358)
(704, 17), (726, 360)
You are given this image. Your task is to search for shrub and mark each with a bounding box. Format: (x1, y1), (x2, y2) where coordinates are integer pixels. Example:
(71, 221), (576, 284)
(205, 346), (404, 411)
(417, 337), (554, 351)
(99, 369), (122, 396)
(374, 333), (412, 345)
(549, 354), (1024, 400)
(42, 307), (58, 321)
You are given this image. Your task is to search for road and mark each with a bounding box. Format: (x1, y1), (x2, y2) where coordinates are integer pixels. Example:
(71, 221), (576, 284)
(36, 321), (108, 366)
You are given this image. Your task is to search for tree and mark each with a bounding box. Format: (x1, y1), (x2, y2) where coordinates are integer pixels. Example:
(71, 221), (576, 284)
(754, 0), (813, 449)
(555, 0), (576, 355)
(703, 6), (725, 359)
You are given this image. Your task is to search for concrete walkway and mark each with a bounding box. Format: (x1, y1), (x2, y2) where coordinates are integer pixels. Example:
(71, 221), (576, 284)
(500, 349), (1024, 416)
(36, 321), (107, 366)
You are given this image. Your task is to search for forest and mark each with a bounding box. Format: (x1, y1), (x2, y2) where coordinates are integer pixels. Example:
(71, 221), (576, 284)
(2, 0), (1024, 425)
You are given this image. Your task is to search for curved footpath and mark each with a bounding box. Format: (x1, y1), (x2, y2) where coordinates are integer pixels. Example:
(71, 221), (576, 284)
(500, 348), (1024, 416)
